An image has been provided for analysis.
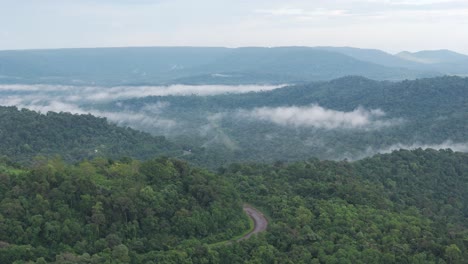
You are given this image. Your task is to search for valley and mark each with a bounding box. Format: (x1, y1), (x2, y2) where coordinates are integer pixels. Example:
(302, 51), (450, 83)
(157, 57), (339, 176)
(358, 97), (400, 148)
(3, 0), (468, 262)
(0, 46), (467, 264)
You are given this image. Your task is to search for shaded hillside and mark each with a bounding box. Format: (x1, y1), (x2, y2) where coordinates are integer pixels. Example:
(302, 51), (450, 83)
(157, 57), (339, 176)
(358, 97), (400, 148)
(123, 76), (467, 117)
(315, 47), (468, 76)
(0, 47), (229, 85)
(315, 46), (426, 69)
(183, 47), (429, 82)
(396, 50), (468, 64)
(0, 106), (179, 163)
(1, 76), (466, 168)
(396, 50), (468, 75)
(108, 76), (468, 166)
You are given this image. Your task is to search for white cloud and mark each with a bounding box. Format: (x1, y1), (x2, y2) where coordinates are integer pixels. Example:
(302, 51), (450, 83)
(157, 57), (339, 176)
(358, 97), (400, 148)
(0, 90), (177, 132)
(7, 99), (177, 132)
(256, 8), (305, 16)
(2, 0), (468, 54)
(375, 140), (468, 153)
(237, 104), (399, 129)
(388, 0), (464, 6)
(0, 83), (285, 134)
(0, 84), (285, 103)
(95, 110), (176, 130)
(18, 101), (88, 115)
(344, 140), (468, 161)
(257, 8), (350, 17)
(141, 102), (171, 114)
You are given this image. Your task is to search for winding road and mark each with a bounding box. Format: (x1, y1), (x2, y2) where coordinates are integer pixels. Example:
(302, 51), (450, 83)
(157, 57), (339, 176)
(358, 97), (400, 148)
(237, 205), (268, 241)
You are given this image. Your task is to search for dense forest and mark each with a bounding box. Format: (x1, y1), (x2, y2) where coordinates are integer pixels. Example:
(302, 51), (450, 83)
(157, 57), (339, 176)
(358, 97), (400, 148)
(218, 149), (468, 263)
(0, 157), (248, 263)
(0, 73), (467, 263)
(102, 76), (468, 167)
(2, 15), (468, 263)
(1, 149), (467, 263)
(0, 106), (180, 164)
(1, 76), (466, 169)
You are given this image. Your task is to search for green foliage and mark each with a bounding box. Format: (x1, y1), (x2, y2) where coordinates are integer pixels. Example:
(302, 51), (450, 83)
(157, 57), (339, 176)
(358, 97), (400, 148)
(0, 106), (179, 163)
(1, 149), (467, 263)
(0, 157), (248, 263)
(215, 149), (468, 263)
(1, 76), (466, 170)
(111, 76), (468, 168)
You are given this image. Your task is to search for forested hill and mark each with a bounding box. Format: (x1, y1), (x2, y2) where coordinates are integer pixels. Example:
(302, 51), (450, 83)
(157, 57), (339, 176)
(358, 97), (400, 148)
(221, 149), (468, 263)
(124, 75), (467, 117)
(0, 157), (248, 263)
(111, 76), (468, 166)
(0, 106), (179, 163)
(1, 149), (467, 263)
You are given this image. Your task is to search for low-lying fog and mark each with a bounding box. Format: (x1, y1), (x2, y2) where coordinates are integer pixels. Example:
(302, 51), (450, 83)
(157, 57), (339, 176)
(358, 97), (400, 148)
(1, 83), (466, 161)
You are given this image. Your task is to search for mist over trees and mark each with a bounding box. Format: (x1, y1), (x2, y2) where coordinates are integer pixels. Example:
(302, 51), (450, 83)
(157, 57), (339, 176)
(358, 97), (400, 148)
(0, 46), (467, 263)
(0, 106), (179, 164)
(1, 75), (467, 169)
(104, 76), (468, 167)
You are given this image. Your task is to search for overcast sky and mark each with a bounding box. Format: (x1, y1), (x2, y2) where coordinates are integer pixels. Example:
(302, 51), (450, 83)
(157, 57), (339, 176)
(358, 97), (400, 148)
(1, 0), (467, 54)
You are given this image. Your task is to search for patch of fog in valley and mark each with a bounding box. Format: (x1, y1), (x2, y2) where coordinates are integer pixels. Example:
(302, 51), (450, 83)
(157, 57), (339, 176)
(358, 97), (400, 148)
(0, 83), (285, 135)
(339, 140), (468, 161)
(0, 83), (466, 161)
(0, 83), (286, 102)
(235, 105), (403, 130)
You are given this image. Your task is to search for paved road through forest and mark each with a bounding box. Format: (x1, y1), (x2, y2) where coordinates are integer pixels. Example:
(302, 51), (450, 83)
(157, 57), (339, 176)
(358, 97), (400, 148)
(237, 205), (268, 241)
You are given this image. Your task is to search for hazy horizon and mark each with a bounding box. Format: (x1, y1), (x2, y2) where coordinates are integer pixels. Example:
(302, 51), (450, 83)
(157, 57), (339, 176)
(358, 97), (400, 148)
(1, 0), (467, 54)
(1, 45), (467, 56)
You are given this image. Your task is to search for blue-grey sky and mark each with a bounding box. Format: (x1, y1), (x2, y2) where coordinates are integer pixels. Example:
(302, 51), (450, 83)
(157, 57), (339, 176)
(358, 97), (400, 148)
(1, 0), (468, 54)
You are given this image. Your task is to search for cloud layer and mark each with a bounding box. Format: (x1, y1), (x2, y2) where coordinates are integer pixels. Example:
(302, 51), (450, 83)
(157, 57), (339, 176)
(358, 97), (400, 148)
(342, 140), (468, 161)
(375, 141), (468, 154)
(0, 84), (285, 103)
(0, 83), (285, 134)
(0, 99), (177, 133)
(2, 0), (468, 53)
(238, 105), (398, 129)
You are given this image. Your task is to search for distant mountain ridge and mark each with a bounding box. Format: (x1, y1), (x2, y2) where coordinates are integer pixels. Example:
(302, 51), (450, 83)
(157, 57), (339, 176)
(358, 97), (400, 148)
(315, 46), (426, 69)
(396, 49), (468, 64)
(3, 46), (466, 85)
(395, 49), (468, 75)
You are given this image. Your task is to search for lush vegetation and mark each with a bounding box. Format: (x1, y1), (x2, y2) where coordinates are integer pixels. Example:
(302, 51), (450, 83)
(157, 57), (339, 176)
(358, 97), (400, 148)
(215, 149), (468, 263)
(1, 149), (467, 263)
(105, 76), (468, 167)
(0, 106), (179, 164)
(1, 76), (466, 169)
(0, 73), (467, 263)
(0, 157), (248, 263)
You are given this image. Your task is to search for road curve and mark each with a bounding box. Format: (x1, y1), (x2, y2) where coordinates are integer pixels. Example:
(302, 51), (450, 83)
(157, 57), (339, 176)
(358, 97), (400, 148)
(237, 205), (268, 241)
